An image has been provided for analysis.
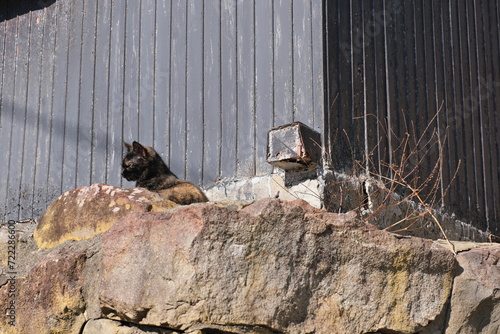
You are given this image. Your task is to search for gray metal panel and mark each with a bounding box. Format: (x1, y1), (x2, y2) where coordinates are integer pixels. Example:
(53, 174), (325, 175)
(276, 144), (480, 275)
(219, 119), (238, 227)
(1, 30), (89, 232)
(2, 19), (18, 219)
(107, 0), (127, 188)
(186, 0), (204, 185)
(93, 0), (112, 184)
(22, 12), (44, 219)
(0, 0), (325, 221)
(203, 1), (222, 182)
(324, 0), (500, 234)
(274, 0), (294, 126)
(255, 0), (274, 176)
(14, 13), (30, 219)
(138, 0), (156, 148)
(169, 0), (188, 180)
(11, 14), (30, 220)
(236, 0), (256, 176)
(220, 0), (238, 179)
(34, 5), (57, 218)
(154, 0), (172, 166)
(64, 0), (83, 191)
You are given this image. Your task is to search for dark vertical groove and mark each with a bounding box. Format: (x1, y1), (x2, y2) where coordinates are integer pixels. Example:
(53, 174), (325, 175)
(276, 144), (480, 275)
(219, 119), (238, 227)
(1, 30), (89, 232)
(431, 0), (445, 204)
(152, 0), (157, 146)
(19, 13), (33, 217)
(46, 3), (57, 205)
(349, 0), (354, 145)
(218, 0), (222, 178)
(375, 0), (383, 177)
(467, 0), (480, 220)
(9, 17), (19, 217)
(235, 0), (239, 172)
(476, 0), (489, 228)
(183, 0), (188, 179)
(60, 0), (70, 191)
(383, 0), (393, 172)
(137, 0), (142, 137)
(105, 0), (113, 184)
(76, 0), (85, 187)
(321, 0), (327, 158)
(322, 0), (334, 168)
(0, 20), (5, 114)
(271, 0), (275, 126)
(32, 9), (45, 218)
(74, 2), (85, 186)
(361, 0), (367, 169)
(450, 0), (462, 201)
(57, 0), (67, 193)
(252, 0), (256, 175)
(201, 0), (205, 182)
(291, 0), (295, 121)
(168, 0), (173, 167)
(120, 0), (128, 186)
(492, 0), (500, 221)
(456, 0), (470, 214)
(310, 0), (315, 129)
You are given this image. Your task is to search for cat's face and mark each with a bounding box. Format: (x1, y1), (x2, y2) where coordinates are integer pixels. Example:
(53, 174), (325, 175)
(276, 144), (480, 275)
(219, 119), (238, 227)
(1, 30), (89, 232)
(122, 141), (152, 181)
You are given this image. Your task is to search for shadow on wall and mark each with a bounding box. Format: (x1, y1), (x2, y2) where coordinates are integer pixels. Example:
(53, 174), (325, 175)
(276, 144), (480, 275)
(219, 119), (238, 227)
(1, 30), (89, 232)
(0, 0), (56, 22)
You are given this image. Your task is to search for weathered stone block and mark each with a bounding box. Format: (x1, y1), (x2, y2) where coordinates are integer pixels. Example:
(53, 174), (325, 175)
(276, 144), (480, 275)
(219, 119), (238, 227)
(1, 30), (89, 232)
(446, 245), (500, 334)
(99, 198), (455, 334)
(34, 183), (177, 249)
(0, 244), (88, 334)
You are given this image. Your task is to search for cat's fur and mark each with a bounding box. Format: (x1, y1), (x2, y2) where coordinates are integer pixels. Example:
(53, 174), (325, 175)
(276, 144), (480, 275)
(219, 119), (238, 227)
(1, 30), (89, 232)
(122, 141), (208, 205)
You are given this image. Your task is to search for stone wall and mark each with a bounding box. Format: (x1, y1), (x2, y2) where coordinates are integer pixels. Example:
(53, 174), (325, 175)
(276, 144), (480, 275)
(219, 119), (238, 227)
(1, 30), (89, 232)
(0, 184), (499, 333)
(205, 171), (492, 242)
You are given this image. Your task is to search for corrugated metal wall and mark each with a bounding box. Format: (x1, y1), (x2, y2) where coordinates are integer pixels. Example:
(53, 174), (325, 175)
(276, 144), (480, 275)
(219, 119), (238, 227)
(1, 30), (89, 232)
(325, 0), (500, 235)
(0, 0), (325, 220)
(3, 0), (499, 236)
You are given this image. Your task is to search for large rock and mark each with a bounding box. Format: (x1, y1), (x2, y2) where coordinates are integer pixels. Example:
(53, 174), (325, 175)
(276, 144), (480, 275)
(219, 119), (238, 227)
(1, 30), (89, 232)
(99, 198), (456, 334)
(446, 245), (500, 333)
(34, 184), (177, 249)
(5, 197), (498, 334)
(0, 240), (91, 334)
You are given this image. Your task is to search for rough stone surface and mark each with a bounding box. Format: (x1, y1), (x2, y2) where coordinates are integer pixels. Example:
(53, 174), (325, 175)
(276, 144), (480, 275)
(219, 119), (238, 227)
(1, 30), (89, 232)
(446, 245), (500, 334)
(34, 183), (178, 249)
(204, 172), (491, 242)
(99, 199), (455, 334)
(1, 195), (498, 334)
(0, 221), (36, 269)
(0, 240), (91, 334)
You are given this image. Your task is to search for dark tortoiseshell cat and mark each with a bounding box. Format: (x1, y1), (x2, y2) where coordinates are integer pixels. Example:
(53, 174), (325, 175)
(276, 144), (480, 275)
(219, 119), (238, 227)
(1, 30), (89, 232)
(122, 141), (208, 205)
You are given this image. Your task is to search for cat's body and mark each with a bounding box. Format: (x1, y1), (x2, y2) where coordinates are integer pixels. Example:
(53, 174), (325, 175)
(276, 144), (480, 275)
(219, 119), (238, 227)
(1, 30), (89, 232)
(122, 141), (208, 205)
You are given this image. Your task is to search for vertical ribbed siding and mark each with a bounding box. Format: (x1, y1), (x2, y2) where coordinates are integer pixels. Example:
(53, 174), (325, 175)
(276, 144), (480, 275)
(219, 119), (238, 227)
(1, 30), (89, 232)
(0, 0), (325, 221)
(325, 0), (500, 234)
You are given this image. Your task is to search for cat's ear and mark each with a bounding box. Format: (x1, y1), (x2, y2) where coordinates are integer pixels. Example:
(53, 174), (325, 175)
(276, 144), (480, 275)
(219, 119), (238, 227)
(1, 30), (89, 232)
(132, 141), (148, 157)
(124, 142), (133, 152)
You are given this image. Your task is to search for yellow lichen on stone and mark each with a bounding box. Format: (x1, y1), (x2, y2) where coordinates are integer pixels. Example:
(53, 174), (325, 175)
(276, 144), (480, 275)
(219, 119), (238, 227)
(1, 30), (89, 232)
(50, 283), (86, 333)
(385, 246), (414, 330)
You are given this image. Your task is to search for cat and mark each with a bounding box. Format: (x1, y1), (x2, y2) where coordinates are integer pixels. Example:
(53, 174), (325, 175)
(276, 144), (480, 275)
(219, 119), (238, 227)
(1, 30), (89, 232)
(122, 141), (208, 205)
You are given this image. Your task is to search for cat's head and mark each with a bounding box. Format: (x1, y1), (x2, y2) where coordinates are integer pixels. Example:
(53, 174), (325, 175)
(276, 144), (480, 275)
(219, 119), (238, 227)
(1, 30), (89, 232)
(121, 141), (157, 181)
